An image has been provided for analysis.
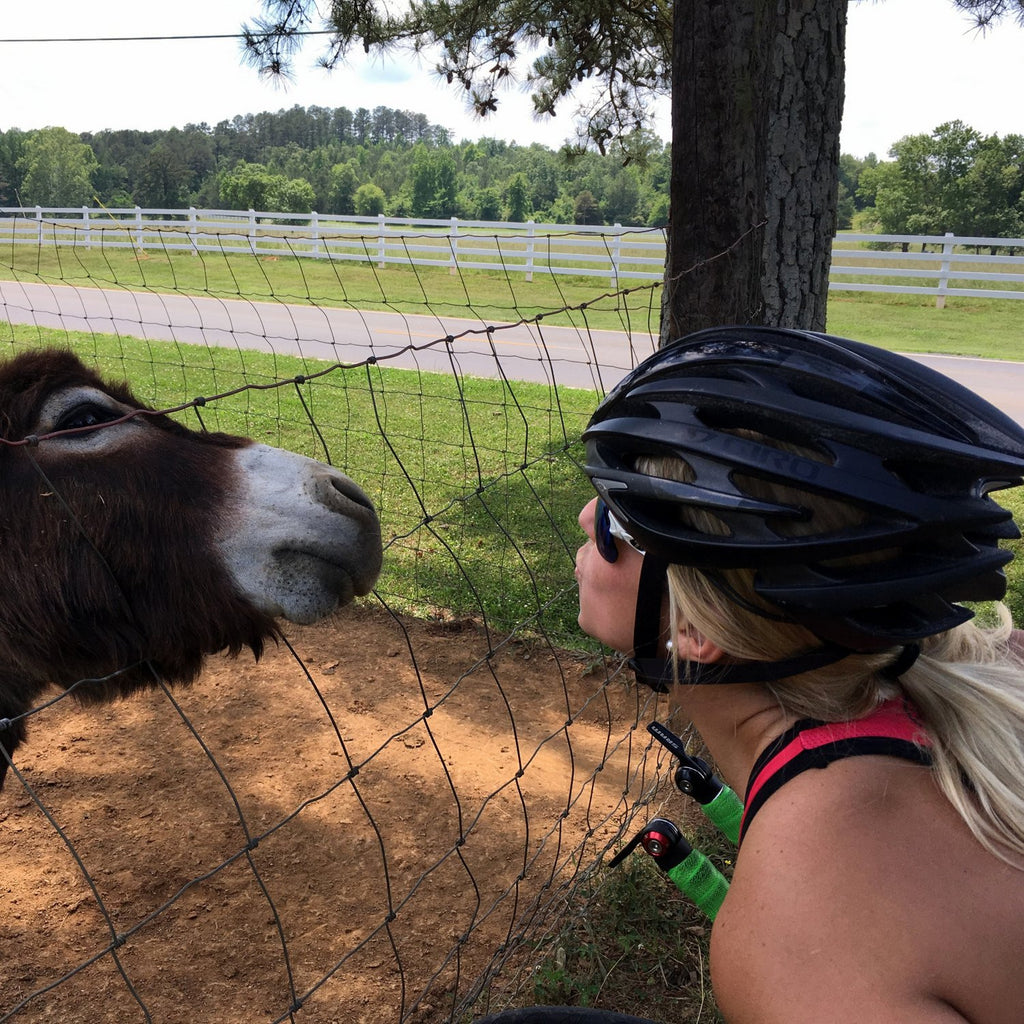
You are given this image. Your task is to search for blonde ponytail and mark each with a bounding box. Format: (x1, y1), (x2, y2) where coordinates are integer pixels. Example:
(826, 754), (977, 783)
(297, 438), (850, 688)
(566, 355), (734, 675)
(898, 611), (1024, 865)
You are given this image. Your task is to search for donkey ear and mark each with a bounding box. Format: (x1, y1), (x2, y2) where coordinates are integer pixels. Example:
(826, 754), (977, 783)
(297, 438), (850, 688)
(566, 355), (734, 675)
(673, 628), (727, 665)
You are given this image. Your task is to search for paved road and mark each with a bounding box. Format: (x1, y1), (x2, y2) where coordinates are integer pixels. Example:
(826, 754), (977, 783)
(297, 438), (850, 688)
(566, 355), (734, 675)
(3, 280), (1023, 424)
(0, 280), (649, 392)
(906, 352), (1024, 427)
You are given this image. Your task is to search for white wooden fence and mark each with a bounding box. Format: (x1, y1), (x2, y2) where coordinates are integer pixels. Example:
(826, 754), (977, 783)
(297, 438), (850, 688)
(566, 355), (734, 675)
(2, 207), (1023, 303)
(830, 232), (1024, 306)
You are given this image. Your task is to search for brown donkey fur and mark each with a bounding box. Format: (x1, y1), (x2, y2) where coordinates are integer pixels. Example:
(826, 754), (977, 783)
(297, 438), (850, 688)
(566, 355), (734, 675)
(0, 348), (382, 788)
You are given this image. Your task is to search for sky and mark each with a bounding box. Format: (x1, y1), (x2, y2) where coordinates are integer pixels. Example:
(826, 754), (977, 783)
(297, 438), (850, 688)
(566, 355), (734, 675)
(1, 0), (1022, 159)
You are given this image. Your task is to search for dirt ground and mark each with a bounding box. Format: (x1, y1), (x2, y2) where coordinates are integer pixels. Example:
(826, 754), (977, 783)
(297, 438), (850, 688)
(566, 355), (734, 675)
(0, 604), (655, 1024)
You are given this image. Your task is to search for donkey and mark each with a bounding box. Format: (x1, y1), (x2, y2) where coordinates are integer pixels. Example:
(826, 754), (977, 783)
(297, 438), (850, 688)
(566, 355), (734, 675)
(0, 348), (383, 789)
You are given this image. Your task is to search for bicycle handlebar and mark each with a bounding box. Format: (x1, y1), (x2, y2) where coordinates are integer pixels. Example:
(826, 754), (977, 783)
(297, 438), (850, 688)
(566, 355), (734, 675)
(609, 816), (730, 921)
(608, 721), (744, 922)
(647, 721), (744, 845)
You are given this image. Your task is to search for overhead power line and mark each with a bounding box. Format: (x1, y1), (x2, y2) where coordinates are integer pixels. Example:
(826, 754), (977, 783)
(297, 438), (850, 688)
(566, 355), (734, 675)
(0, 30), (335, 44)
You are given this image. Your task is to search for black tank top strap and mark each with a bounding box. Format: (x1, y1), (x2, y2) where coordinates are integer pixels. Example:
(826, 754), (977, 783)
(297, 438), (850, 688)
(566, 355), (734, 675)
(739, 698), (933, 846)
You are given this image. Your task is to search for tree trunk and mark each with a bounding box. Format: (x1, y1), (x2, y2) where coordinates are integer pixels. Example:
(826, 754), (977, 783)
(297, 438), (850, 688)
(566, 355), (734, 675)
(661, 0), (847, 344)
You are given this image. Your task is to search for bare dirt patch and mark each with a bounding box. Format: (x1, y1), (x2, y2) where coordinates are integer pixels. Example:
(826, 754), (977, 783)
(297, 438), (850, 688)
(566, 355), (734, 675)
(1, 605), (649, 1023)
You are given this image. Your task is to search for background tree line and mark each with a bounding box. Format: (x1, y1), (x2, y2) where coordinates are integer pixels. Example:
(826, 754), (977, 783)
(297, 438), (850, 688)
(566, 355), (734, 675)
(854, 120), (1024, 240)
(1, 105), (1020, 236)
(837, 120), (1023, 241)
(0, 104), (670, 226)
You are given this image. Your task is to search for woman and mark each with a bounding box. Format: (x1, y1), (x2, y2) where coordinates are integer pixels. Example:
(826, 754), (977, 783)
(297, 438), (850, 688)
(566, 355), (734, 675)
(576, 327), (1024, 1023)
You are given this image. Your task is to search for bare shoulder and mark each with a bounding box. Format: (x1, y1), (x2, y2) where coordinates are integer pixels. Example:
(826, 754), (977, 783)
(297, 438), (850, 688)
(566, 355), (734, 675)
(710, 755), (1024, 1024)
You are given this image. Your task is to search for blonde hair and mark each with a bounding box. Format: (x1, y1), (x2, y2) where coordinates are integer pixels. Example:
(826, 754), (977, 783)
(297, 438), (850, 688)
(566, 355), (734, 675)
(638, 444), (1024, 867)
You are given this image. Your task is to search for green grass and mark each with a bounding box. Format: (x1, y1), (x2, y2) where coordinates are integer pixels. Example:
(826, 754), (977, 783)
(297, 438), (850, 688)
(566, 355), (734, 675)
(825, 292), (1024, 361)
(1000, 489), (1024, 625)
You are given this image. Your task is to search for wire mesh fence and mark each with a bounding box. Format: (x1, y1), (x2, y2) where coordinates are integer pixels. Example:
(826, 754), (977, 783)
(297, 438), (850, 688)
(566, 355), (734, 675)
(0, 220), (688, 1023)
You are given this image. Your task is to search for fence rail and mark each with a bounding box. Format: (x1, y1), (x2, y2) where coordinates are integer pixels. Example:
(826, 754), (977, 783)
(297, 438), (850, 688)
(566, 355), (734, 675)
(3, 207), (1024, 303)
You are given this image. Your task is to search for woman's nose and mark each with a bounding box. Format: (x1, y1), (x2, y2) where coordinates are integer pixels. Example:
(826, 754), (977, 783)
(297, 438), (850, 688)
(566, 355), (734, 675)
(579, 497), (598, 537)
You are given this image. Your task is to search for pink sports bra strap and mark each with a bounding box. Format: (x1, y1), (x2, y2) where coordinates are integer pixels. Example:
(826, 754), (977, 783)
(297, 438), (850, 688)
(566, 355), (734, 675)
(739, 698), (932, 845)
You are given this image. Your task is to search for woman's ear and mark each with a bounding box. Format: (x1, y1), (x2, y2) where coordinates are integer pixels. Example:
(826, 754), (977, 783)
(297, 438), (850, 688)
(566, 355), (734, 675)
(674, 626), (727, 664)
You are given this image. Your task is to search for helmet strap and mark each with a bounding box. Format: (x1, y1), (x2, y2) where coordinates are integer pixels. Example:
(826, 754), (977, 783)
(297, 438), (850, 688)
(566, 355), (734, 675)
(622, 557), (856, 692)
(628, 553), (854, 688)
(681, 643), (853, 684)
(881, 642), (921, 679)
(630, 641), (853, 688)
(628, 554), (673, 693)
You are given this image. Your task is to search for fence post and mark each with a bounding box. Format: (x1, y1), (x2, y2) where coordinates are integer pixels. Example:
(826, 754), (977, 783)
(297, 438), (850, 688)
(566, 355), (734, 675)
(188, 206), (198, 254)
(936, 231), (954, 309)
(35, 205), (43, 245)
(525, 220), (535, 283)
(377, 213), (387, 268)
(610, 223), (622, 288)
(449, 216), (459, 275)
(311, 210), (320, 258)
(134, 206), (145, 251)
(82, 206), (92, 249)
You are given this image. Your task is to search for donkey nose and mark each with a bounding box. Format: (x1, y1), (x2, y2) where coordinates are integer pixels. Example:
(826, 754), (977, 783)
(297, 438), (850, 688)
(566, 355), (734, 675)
(316, 470), (377, 520)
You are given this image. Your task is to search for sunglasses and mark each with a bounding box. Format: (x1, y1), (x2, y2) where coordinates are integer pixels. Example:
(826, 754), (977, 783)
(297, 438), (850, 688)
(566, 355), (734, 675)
(595, 498), (645, 563)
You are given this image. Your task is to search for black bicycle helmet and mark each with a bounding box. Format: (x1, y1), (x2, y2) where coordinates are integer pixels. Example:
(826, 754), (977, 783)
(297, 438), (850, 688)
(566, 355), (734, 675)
(583, 326), (1024, 652)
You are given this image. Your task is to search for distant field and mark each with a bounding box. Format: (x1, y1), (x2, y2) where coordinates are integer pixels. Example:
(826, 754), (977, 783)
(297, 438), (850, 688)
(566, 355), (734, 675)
(824, 293), (1024, 362)
(0, 235), (664, 336)
(1, 235), (1022, 360)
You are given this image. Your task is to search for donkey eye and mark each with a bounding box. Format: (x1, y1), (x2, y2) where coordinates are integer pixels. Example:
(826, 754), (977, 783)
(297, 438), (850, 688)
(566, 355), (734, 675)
(55, 402), (121, 431)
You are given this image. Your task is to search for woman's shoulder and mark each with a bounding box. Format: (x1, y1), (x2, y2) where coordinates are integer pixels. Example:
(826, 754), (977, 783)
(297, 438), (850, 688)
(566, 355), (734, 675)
(712, 753), (1024, 1022)
(722, 751), (943, 946)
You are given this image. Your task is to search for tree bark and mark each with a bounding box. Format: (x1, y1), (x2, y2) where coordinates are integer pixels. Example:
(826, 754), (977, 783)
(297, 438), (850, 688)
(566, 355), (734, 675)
(762, 0), (847, 329)
(661, 0), (847, 344)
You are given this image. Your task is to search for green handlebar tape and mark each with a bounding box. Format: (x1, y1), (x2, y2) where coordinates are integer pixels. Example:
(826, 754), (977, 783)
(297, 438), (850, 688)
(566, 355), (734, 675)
(667, 848), (731, 921)
(702, 784), (744, 846)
